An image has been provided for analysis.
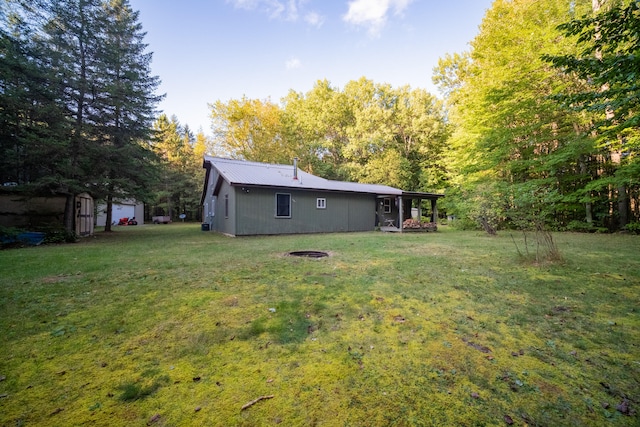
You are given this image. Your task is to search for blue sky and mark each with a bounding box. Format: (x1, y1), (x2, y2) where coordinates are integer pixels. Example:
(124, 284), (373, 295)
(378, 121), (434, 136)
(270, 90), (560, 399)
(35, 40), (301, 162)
(128, 0), (493, 134)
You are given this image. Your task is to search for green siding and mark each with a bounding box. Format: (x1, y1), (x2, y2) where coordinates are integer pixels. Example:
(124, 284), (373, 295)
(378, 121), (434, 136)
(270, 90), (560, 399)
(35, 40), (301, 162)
(234, 188), (376, 236)
(213, 181), (236, 235)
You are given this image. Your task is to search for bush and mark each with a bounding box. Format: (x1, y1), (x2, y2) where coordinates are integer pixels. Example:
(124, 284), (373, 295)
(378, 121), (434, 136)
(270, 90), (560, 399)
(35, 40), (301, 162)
(0, 226), (22, 240)
(43, 228), (78, 244)
(31, 226), (78, 244)
(0, 226), (23, 247)
(565, 220), (610, 233)
(566, 220), (595, 233)
(625, 222), (640, 234)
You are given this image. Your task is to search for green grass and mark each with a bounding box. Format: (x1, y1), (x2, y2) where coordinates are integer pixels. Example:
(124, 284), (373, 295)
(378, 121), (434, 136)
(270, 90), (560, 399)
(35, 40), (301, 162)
(0, 224), (638, 426)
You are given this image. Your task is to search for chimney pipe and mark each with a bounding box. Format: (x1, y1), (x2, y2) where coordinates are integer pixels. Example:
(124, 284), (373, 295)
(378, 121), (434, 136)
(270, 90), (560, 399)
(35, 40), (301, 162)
(293, 157), (298, 180)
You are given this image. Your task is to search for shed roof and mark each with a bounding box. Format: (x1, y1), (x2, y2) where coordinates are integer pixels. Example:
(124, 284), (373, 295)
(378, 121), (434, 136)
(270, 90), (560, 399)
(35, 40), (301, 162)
(202, 156), (444, 198)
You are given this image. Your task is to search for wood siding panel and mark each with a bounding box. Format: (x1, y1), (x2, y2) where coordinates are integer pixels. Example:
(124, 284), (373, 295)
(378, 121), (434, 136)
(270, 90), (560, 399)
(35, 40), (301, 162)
(214, 180), (236, 235)
(235, 188), (376, 235)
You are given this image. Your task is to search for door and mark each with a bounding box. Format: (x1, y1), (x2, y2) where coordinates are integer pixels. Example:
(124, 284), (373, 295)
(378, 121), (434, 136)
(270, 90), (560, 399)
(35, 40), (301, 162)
(76, 195), (93, 236)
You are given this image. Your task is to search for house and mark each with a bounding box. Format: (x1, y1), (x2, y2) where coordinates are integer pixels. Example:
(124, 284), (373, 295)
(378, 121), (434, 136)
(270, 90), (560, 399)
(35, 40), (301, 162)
(0, 190), (94, 236)
(96, 200), (144, 226)
(201, 156), (444, 236)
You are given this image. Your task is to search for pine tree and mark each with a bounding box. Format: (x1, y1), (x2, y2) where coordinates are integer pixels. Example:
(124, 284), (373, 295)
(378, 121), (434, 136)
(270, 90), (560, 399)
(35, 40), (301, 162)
(96, 0), (163, 231)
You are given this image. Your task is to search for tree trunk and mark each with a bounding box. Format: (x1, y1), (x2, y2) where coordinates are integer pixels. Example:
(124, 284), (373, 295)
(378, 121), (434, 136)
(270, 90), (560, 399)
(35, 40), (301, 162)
(593, 0), (629, 229)
(619, 186), (629, 228)
(579, 156), (593, 223)
(104, 193), (113, 232)
(63, 193), (75, 233)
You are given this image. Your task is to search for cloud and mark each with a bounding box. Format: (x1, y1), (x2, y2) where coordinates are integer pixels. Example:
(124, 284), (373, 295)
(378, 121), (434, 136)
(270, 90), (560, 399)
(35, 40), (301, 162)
(304, 11), (325, 28)
(227, 0), (322, 25)
(285, 57), (302, 70)
(343, 0), (414, 36)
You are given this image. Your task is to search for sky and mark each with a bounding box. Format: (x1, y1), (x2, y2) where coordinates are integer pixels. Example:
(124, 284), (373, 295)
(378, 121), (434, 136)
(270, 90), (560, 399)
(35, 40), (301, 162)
(128, 0), (494, 135)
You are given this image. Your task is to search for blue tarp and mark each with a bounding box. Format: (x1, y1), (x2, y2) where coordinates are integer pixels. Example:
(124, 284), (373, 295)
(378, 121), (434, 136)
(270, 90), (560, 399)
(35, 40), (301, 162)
(1, 232), (45, 246)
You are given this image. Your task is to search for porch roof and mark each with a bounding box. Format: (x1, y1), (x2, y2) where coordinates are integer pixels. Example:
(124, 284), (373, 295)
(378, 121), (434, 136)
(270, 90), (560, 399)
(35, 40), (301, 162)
(400, 191), (445, 200)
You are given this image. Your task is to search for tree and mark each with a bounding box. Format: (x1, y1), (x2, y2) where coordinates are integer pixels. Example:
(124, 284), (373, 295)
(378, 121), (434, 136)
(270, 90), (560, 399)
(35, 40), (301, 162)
(210, 97), (293, 164)
(433, 0), (601, 231)
(151, 115), (204, 221)
(341, 78), (447, 191)
(1, 0), (162, 233)
(0, 5), (68, 191)
(544, 0), (640, 227)
(209, 78), (448, 194)
(281, 79), (352, 180)
(43, 0), (110, 231)
(96, 0), (163, 231)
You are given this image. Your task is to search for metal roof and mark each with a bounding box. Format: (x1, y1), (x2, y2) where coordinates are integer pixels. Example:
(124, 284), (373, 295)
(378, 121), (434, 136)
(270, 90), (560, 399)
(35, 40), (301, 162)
(203, 156), (444, 199)
(204, 156), (402, 195)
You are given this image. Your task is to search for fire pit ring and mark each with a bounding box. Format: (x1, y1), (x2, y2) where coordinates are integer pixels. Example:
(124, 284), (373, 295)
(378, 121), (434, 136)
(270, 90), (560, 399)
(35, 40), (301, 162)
(288, 250), (329, 258)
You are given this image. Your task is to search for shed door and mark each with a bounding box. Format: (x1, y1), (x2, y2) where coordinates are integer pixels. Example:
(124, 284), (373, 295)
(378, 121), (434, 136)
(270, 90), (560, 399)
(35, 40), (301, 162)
(76, 195), (93, 236)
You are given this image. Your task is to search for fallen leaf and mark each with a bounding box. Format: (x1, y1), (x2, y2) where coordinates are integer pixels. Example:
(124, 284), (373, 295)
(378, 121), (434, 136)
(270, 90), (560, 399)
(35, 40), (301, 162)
(463, 339), (491, 353)
(504, 414), (514, 425)
(50, 408), (64, 416)
(616, 399), (630, 415)
(147, 414), (161, 425)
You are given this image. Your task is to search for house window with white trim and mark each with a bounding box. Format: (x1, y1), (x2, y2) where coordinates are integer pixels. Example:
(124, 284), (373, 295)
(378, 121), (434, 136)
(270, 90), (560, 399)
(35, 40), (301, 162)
(275, 193), (291, 218)
(316, 198), (326, 209)
(383, 198), (392, 213)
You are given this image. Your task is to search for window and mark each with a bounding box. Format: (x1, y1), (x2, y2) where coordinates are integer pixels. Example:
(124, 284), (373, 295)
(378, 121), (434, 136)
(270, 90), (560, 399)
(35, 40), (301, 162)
(316, 198), (326, 209)
(383, 198), (392, 213)
(224, 194), (229, 218)
(276, 193), (291, 218)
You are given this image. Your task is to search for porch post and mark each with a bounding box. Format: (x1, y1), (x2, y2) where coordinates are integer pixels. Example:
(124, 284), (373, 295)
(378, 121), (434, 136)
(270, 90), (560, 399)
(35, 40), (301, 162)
(431, 199), (438, 223)
(398, 196), (403, 232)
(417, 198), (422, 221)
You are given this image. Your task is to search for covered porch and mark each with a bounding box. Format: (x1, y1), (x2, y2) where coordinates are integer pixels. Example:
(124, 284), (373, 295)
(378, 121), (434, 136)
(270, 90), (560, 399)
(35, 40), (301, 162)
(377, 191), (444, 233)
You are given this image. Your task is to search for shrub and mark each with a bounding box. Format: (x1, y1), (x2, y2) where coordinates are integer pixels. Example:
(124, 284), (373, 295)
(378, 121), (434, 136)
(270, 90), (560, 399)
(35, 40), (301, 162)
(565, 220), (609, 233)
(39, 227), (78, 244)
(0, 226), (22, 240)
(566, 220), (594, 233)
(0, 226), (23, 248)
(625, 222), (640, 234)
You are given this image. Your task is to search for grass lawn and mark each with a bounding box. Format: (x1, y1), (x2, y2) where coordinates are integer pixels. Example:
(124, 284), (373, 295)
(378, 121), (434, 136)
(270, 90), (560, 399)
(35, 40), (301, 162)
(1, 224), (639, 426)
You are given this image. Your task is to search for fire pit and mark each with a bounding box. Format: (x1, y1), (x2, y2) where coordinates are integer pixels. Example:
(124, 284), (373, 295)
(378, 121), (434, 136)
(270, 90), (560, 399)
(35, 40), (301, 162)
(288, 251), (329, 258)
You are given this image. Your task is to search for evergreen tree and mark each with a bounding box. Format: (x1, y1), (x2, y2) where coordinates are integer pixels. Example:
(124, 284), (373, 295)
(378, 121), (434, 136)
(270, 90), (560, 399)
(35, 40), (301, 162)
(0, 6), (67, 190)
(96, 0), (163, 231)
(1, 0), (162, 233)
(151, 115), (203, 221)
